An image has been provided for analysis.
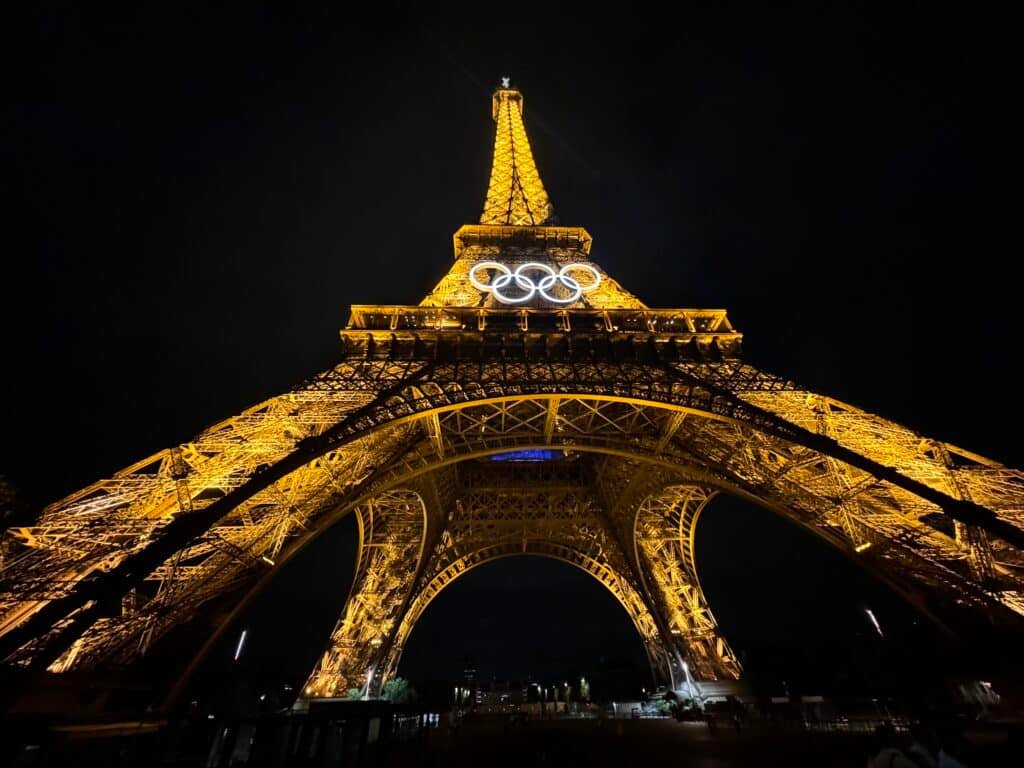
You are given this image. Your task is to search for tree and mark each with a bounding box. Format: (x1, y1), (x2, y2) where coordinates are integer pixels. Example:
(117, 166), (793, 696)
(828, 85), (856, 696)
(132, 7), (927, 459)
(672, 697), (703, 721)
(580, 677), (591, 702)
(648, 698), (673, 716)
(346, 688), (362, 700)
(382, 677), (416, 704)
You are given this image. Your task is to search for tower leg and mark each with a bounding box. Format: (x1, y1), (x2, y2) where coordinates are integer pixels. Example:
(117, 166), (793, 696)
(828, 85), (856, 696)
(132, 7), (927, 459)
(302, 490), (427, 698)
(632, 485), (741, 681)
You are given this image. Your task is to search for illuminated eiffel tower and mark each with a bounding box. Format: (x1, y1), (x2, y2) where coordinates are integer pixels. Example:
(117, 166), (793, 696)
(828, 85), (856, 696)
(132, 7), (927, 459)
(2, 83), (1024, 704)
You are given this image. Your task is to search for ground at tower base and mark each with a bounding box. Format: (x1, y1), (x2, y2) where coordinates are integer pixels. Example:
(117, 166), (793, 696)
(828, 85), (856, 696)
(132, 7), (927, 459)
(4, 699), (1023, 767)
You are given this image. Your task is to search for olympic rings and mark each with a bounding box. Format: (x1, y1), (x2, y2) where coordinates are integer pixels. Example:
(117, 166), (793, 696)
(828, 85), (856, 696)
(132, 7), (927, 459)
(468, 261), (602, 304)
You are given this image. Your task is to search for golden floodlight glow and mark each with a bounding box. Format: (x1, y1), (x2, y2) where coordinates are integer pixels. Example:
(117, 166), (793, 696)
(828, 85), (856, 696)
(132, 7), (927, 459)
(480, 87), (553, 226)
(3, 82), (1022, 704)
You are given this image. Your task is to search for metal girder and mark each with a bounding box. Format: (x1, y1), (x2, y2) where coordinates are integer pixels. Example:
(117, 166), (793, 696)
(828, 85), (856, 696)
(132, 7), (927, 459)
(633, 485), (740, 681)
(544, 397), (561, 444)
(302, 489), (428, 698)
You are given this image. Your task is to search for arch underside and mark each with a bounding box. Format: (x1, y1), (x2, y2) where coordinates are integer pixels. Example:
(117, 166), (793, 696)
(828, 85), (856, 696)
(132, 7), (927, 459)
(305, 461), (741, 697)
(2, 360), (1024, 689)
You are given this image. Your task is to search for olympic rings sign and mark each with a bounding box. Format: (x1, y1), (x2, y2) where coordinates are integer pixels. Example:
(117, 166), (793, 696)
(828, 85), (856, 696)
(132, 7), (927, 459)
(468, 261), (602, 304)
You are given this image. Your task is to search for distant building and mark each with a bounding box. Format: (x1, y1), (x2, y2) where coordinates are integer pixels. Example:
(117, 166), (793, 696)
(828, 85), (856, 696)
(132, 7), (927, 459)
(476, 679), (525, 709)
(462, 662), (478, 704)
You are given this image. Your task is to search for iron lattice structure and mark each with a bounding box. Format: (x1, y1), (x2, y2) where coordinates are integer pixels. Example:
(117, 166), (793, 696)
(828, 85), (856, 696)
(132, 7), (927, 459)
(2, 86), (1024, 701)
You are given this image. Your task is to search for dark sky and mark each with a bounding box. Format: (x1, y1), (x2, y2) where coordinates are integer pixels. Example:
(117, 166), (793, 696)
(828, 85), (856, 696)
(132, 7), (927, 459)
(4, 5), (1021, 697)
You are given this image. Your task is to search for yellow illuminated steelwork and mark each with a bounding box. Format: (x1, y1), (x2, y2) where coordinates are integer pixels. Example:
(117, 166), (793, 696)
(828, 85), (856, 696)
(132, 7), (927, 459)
(480, 87), (554, 226)
(1, 83), (1022, 707)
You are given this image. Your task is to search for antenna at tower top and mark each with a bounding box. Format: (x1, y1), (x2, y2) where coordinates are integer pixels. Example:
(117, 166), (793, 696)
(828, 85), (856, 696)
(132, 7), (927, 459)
(501, 76), (511, 88)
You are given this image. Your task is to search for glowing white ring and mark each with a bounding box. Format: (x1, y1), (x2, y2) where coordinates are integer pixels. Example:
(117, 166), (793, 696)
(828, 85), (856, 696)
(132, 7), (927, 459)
(468, 261), (511, 292)
(492, 270), (535, 304)
(468, 261), (602, 305)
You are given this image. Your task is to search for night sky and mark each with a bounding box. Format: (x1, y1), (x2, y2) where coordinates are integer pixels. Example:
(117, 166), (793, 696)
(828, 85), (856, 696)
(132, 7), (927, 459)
(4, 5), (1021, 699)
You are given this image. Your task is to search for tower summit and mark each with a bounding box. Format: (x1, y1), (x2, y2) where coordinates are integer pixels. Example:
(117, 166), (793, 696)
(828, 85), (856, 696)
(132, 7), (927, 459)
(480, 84), (554, 226)
(1, 83), (1022, 710)
(418, 82), (652, 311)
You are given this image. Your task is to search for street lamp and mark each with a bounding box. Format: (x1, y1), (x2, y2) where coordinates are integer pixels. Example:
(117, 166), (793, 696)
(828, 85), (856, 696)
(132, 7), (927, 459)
(233, 629), (248, 662)
(865, 607), (884, 638)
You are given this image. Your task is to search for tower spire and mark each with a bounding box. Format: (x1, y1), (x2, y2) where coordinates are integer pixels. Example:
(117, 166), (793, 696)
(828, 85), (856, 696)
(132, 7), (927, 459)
(480, 82), (555, 226)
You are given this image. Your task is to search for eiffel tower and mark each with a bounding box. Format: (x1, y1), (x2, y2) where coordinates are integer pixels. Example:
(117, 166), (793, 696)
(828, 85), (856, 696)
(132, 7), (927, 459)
(2, 83), (1024, 705)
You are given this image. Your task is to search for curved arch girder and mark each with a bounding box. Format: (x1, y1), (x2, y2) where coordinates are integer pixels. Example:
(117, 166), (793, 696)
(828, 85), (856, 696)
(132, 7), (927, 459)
(382, 541), (670, 688)
(3, 362), (1023, 675)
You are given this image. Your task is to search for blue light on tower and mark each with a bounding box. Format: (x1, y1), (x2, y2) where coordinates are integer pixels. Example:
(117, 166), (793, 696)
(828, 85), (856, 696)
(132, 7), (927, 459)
(489, 449), (565, 462)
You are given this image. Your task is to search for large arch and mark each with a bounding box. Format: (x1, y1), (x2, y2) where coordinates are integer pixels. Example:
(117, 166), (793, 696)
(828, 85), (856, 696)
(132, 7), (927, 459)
(301, 452), (716, 698)
(384, 543), (666, 693)
(3, 373), (1023, 699)
(392, 552), (656, 687)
